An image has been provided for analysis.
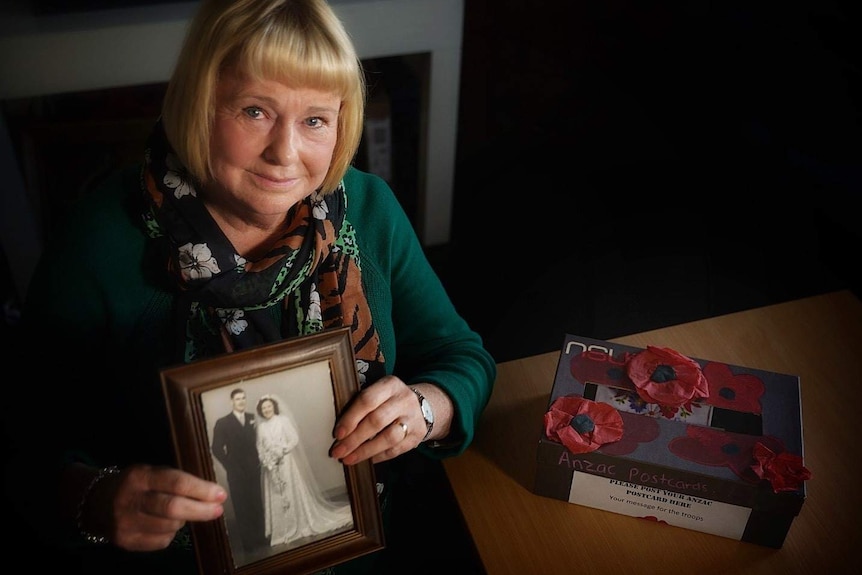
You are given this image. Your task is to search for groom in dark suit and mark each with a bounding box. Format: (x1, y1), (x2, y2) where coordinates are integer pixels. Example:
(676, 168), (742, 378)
(211, 388), (266, 552)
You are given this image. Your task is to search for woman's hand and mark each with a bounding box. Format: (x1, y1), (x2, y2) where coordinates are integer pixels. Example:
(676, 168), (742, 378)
(329, 376), (452, 465)
(79, 463), (226, 551)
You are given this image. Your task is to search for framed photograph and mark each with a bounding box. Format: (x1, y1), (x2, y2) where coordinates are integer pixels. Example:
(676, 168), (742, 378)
(161, 327), (384, 575)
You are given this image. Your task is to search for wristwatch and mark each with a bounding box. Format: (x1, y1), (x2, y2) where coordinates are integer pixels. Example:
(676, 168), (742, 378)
(411, 387), (434, 442)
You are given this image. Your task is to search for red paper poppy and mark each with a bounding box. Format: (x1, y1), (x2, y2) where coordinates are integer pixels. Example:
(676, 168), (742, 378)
(544, 395), (624, 454)
(751, 442), (812, 493)
(668, 425), (786, 481)
(702, 362), (765, 414)
(598, 411), (660, 456)
(626, 346), (709, 407)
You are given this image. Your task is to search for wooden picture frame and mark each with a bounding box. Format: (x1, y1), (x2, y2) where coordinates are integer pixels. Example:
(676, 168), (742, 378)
(161, 327), (384, 575)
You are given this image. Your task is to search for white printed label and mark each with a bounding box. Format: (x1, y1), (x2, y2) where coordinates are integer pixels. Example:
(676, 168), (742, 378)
(568, 472), (751, 540)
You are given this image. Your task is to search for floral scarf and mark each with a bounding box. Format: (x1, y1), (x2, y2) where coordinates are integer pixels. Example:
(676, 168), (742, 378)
(140, 120), (384, 386)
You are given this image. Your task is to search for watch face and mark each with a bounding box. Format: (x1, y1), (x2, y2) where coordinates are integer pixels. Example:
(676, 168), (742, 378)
(421, 398), (434, 424)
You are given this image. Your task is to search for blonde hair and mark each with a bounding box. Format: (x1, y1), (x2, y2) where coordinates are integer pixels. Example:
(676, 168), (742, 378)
(162, 0), (366, 194)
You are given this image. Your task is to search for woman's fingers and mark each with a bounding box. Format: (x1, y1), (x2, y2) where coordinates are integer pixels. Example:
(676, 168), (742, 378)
(334, 420), (418, 465)
(330, 376), (420, 464)
(109, 465), (225, 551)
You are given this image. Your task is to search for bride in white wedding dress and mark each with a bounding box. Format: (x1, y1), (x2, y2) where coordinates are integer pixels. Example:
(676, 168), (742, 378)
(255, 394), (354, 547)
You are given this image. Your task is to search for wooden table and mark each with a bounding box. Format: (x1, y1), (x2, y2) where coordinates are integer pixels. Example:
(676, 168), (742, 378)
(443, 290), (862, 575)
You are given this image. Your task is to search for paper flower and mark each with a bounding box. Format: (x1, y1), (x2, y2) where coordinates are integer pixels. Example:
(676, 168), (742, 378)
(570, 350), (629, 389)
(544, 395), (624, 454)
(702, 362), (765, 414)
(668, 426), (786, 481)
(626, 346), (709, 407)
(750, 442), (811, 493)
(599, 411), (660, 456)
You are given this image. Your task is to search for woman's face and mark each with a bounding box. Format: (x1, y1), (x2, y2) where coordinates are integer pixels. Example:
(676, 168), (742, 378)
(206, 66), (341, 220)
(260, 399), (275, 419)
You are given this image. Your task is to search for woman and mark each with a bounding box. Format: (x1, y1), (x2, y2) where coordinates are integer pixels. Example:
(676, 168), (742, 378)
(12, 0), (495, 573)
(255, 395), (353, 547)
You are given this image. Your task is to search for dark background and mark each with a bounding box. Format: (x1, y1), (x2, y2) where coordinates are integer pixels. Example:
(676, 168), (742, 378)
(1, 1), (860, 573)
(444, 0), (860, 362)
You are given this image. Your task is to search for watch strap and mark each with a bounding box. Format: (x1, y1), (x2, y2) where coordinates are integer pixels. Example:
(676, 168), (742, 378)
(411, 387), (434, 442)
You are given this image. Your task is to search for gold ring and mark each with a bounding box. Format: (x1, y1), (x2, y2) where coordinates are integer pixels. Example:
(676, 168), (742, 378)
(397, 421), (408, 440)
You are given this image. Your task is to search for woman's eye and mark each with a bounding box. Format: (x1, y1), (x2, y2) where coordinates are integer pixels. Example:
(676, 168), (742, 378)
(243, 107), (264, 119)
(306, 117), (326, 128)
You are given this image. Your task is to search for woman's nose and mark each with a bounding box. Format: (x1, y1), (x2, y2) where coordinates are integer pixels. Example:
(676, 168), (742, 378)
(265, 122), (297, 164)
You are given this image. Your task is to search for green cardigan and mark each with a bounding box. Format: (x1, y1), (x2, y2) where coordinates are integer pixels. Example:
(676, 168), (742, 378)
(17, 164), (495, 571)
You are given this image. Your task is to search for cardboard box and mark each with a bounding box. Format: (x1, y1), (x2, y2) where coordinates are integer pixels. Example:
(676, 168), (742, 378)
(533, 335), (808, 548)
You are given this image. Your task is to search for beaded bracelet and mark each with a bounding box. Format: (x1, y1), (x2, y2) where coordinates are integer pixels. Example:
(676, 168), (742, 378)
(76, 465), (120, 545)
